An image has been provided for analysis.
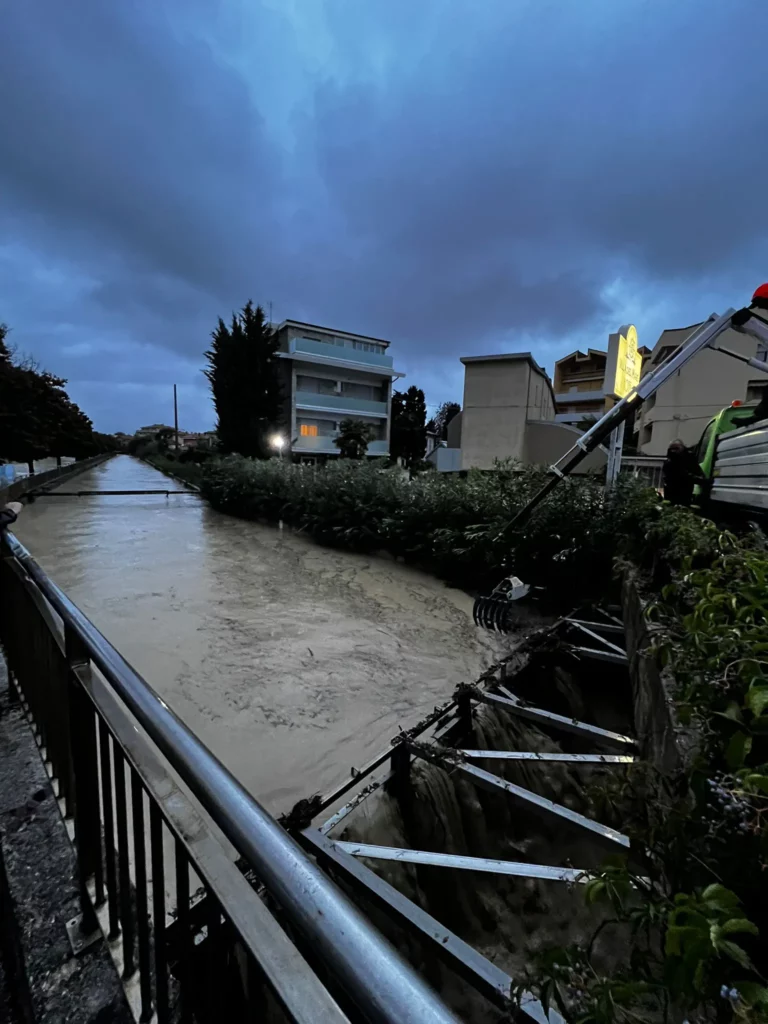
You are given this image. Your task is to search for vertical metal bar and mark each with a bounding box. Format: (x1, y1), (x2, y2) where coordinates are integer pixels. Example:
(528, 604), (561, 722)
(206, 891), (223, 1020)
(113, 749), (136, 978)
(98, 721), (121, 939)
(150, 804), (169, 1024)
(80, 700), (104, 906)
(175, 839), (192, 1024)
(605, 421), (625, 489)
(131, 773), (153, 1022)
(67, 676), (99, 934)
(457, 689), (473, 734)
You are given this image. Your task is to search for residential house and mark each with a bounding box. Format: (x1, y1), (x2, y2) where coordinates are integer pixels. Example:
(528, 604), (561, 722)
(271, 319), (403, 462)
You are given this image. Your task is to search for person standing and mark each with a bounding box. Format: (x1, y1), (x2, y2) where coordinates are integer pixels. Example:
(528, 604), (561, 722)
(662, 441), (706, 507)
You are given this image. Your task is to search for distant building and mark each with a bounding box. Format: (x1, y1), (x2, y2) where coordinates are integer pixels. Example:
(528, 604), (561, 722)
(635, 323), (762, 455)
(554, 342), (652, 426)
(134, 423), (174, 439)
(271, 319), (403, 463)
(177, 431), (217, 450)
(553, 348), (610, 424)
(451, 352), (607, 473)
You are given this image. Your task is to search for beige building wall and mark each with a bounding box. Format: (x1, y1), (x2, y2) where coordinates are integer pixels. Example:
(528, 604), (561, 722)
(636, 324), (758, 455)
(523, 421), (607, 473)
(459, 354), (554, 470)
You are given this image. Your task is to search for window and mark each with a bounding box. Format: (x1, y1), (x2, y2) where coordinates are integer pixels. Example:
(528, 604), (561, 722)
(296, 374), (338, 395)
(696, 419), (716, 461)
(341, 381), (378, 400)
(300, 424), (318, 437)
(655, 346), (677, 365)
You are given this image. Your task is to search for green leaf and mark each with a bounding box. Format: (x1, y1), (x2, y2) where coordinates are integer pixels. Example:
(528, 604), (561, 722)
(726, 731), (752, 769)
(720, 918), (759, 937)
(746, 684), (768, 717)
(733, 982), (768, 1008)
(743, 773), (768, 795)
(718, 940), (755, 971)
(701, 884), (740, 907)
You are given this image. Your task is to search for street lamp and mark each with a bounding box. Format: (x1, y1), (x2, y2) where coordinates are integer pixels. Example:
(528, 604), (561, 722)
(271, 434), (285, 460)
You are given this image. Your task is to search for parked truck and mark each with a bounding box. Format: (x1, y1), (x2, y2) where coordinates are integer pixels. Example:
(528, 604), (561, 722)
(695, 401), (768, 516)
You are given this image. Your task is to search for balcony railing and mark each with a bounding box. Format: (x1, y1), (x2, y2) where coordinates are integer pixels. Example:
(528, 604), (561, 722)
(292, 435), (389, 456)
(0, 532), (455, 1024)
(554, 389), (605, 404)
(289, 337), (394, 370)
(295, 390), (388, 417)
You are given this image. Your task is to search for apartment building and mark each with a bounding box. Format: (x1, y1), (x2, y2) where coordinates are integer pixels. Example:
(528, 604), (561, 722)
(553, 337), (651, 425)
(553, 348), (610, 424)
(272, 320), (402, 461)
(635, 322), (763, 455)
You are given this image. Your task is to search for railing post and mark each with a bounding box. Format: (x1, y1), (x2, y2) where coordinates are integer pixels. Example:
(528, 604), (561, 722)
(65, 624), (101, 944)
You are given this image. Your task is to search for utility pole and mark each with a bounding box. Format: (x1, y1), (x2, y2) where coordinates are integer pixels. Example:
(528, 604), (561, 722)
(173, 384), (179, 452)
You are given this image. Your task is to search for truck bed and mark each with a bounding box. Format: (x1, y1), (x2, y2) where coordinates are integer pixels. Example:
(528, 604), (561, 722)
(711, 418), (768, 514)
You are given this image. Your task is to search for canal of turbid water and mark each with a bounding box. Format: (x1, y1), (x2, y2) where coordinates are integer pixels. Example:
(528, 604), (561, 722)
(15, 455), (509, 814)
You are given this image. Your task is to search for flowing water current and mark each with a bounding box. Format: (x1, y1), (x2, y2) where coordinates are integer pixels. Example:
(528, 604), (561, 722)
(15, 455), (505, 813)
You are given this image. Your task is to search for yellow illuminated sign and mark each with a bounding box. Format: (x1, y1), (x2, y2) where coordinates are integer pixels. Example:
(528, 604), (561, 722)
(606, 324), (641, 399)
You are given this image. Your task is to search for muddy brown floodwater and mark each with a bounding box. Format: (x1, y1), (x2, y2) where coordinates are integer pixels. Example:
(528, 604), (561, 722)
(15, 455), (507, 813)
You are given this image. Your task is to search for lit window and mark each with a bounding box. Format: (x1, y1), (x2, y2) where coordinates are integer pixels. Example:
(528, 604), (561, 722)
(300, 424), (318, 437)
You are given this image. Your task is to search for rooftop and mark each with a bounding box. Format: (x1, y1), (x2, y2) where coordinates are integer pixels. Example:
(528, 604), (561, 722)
(275, 319), (391, 348)
(460, 351), (550, 378)
(555, 347), (607, 365)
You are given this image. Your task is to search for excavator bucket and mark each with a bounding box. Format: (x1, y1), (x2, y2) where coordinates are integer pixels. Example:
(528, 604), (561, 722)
(472, 576), (530, 633)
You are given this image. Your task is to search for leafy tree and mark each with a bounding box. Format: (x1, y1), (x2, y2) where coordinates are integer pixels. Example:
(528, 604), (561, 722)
(155, 427), (175, 453)
(334, 418), (374, 459)
(203, 301), (283, 458)
(0, 324), (104, 471)
(433, 400), (461, 441)
(390, 386), (427, 467)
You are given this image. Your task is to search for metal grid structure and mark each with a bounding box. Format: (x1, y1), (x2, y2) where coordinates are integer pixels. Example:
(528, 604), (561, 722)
(293, 607), (637, 1024)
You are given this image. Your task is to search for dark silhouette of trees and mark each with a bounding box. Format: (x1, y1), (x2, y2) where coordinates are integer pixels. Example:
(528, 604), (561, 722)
(433, 400), (460, 440)
(204, 301), (283, 458)
(334, 418), (375, 459)
(0, 323), (108, 472)
(390, 386), (427, 467)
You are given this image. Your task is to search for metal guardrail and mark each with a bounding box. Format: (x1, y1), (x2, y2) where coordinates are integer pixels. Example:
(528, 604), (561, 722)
(0, 532), (459, 1024)
(620, 455), (665, 491)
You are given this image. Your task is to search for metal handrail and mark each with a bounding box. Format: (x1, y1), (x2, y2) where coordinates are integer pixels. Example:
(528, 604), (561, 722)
(3, 531), (459, 1024)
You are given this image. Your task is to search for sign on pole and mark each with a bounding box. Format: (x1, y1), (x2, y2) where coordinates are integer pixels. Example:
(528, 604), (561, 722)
(604, 325), (641, 488)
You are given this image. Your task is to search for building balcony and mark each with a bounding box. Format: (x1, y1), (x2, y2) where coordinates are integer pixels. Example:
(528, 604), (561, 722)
(291, 435), (389, 457)
(283, 337), (397, 375)
(554, 389), (605, 404)
(294, 391), (388, 418)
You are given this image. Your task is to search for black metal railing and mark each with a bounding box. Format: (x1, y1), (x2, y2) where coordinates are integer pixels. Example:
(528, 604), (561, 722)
(0, 532), (458, 1024)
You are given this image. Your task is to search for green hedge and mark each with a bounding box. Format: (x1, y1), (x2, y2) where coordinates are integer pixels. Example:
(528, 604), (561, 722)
(198, 455), (662, 595)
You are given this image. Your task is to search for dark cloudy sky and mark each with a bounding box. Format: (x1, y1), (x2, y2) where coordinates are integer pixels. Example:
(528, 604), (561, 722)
(2, 1), (766, 433)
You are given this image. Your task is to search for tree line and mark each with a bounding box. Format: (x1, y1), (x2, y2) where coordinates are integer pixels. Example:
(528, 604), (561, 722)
(0, 323), (117, 473)
(203, 300), (460, 467)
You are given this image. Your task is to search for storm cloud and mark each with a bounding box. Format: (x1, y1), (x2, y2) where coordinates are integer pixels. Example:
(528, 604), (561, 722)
(1, 0), (766, 431)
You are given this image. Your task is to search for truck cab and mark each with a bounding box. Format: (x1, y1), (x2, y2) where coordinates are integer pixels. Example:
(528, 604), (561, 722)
(695, 403), (760, 480)
(694, 401), (768, 515)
